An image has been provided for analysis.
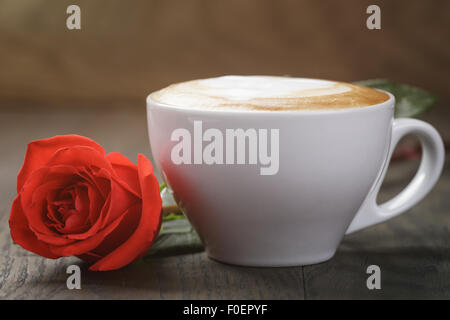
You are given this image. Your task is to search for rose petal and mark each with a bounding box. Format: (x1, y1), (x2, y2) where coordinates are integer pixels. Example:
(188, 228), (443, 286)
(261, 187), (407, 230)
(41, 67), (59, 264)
(64, 194), (111, 240)
(77, 168), (110, 200)
(49, 207), (127, 257)
(9, 195), (60, 259)
(17, 135), (105, 192)
(57, 185), (90, 234)
(25, 183), (77, 244)
(86, 183), (105, 225)
(77, 251), (102, 264)
(45, 146), (113, 173)
(20, 168), (79, 244)
(87, 203), (141, 258)
(100, 178), (140, 227)
(19, 165), (102, 245)
(106, 152), (141, 197)
(65, 177), (138, 240)
(89, 154), (162, 271)
(59, 183), (90, 234)
(21, 165), (79, 209)
(46, 189), (61, 225)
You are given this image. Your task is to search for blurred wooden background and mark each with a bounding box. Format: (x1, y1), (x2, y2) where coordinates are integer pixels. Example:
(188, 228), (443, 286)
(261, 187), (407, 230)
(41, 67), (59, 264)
(0, 0), (449, 107)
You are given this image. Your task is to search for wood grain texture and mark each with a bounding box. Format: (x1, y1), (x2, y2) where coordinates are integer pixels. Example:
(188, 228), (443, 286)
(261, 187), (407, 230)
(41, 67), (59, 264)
(0, 105), (449, 299)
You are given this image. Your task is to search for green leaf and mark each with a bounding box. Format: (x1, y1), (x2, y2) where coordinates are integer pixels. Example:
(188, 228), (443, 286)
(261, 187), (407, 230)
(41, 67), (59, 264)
(355, 79), (437, 118)
(162, 212), (186, 221)
(159, 183), (167, 192)
(145, 218), (203, 259)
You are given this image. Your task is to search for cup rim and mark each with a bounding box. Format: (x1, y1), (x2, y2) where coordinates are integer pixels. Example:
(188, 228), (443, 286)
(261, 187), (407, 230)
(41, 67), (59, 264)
(146, 88), (395, 116)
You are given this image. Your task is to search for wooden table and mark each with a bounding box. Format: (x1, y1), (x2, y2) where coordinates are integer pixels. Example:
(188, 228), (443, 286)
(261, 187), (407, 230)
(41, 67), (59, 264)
(1, 105), (449, 299)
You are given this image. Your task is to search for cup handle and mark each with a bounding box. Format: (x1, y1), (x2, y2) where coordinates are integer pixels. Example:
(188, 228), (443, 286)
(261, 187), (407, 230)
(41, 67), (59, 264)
(346, 118), (445, 234)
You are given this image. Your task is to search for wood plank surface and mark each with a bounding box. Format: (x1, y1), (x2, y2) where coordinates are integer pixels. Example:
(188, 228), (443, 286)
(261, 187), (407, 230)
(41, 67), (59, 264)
(1, 105), (449, 299)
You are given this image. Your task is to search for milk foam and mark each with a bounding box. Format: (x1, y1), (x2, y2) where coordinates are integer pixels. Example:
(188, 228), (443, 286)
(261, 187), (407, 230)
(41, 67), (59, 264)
(151, 76), (390, 111)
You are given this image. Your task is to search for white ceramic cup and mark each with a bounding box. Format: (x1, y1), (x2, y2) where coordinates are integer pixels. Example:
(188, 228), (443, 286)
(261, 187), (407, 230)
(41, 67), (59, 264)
(146, 84), (444, 267)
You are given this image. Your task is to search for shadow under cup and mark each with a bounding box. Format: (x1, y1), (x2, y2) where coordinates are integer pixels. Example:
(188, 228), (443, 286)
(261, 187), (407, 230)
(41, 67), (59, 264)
(146, 91), (444, 267)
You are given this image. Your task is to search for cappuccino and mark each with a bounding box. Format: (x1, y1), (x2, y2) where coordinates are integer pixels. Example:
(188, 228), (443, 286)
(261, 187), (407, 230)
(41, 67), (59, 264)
(151, 75), (390, 111)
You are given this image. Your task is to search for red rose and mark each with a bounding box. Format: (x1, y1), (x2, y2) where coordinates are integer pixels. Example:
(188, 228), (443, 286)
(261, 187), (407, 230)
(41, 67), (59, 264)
(9, 135), (162, 271)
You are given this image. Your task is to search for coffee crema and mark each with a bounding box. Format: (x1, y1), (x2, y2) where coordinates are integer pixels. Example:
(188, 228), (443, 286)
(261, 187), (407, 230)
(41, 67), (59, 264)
(151, 76), (390, 111)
